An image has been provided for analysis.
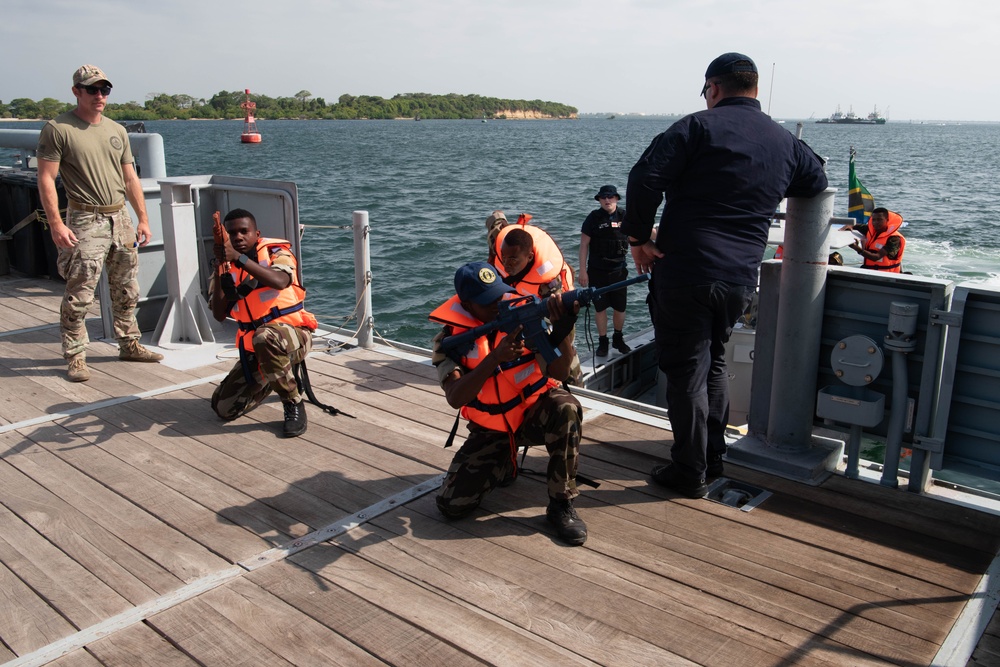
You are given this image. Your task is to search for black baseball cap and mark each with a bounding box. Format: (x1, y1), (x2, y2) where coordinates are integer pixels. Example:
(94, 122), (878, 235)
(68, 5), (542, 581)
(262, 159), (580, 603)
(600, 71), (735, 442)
(702, 52), (757, 94)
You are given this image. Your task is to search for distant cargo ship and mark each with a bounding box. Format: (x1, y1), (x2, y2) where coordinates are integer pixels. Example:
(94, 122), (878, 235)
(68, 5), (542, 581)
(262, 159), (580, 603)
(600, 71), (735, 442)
(816, 105), (887, 125)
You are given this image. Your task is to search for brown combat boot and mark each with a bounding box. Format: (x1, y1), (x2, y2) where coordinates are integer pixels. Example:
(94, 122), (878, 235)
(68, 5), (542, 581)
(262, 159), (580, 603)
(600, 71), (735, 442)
(67, 354), (90, 382)
(119, 339), (164, 363)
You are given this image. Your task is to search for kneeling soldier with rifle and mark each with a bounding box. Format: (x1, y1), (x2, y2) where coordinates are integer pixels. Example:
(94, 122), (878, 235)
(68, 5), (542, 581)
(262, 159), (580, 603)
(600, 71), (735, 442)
(209, 208), (319, 438)
(430, 261), (588, 546)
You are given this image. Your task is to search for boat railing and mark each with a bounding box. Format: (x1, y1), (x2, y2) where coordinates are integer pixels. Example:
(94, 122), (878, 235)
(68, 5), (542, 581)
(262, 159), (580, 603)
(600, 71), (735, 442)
(1, 128), (166, 179)
(750, 196), (1000, 498)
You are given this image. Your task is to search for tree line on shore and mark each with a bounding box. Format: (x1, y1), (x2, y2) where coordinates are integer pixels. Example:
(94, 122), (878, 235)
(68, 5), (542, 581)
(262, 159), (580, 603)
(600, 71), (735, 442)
(0, 91), (578, 121)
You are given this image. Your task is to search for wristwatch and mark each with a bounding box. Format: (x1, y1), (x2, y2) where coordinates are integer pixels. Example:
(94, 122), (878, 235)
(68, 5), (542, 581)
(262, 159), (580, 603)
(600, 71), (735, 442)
(628, 238), (646, 247)
(235, 253), (250, 268)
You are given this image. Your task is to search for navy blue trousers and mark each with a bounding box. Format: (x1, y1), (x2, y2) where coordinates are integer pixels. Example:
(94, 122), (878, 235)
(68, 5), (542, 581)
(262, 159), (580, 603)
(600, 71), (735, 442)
(650, 269), (754, 480)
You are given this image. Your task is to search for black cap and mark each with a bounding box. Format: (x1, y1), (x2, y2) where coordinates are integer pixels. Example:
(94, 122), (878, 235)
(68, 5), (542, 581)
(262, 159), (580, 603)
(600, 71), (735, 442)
(705, 52), (757, 79)
(594, 185), (620, 201)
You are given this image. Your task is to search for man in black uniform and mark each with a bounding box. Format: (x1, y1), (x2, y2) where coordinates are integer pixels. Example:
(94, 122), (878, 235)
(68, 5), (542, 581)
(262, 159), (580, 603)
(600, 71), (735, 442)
(622, 52), (828, 497)
(578, 185), (631, 357)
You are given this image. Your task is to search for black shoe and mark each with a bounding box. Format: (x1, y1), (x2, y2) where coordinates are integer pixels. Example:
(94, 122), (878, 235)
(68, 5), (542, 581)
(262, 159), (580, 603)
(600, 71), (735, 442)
(612, 331), (632, 354)
(650, 464), (708, 498)
(499, 466), (517, 487)
(546, 499), (588, 546)
(596, 336), (609, 357)
(282, 400), (307, 438)
(436, 496), (478, 520)
(707, 452), (725, 479)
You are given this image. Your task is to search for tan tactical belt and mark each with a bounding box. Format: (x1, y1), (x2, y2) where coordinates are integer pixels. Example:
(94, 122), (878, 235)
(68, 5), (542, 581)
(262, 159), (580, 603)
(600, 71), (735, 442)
(68, 200), (125, 214)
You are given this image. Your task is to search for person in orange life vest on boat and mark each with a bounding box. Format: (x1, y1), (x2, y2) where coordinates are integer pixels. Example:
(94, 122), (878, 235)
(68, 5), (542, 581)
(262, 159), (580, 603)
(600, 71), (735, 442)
(209, 208), (318, 438)
(429, 261), (588, 546)
(840, 207), (906, 273)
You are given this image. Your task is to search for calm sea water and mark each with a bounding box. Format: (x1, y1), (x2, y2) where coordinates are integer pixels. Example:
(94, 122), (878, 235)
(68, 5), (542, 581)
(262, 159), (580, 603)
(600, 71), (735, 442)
(3, 117), (998, 346)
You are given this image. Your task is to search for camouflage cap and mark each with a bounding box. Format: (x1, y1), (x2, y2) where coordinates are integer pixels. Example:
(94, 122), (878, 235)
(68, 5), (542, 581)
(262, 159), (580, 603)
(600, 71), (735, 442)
(484, 210), (507, 231)
(485, 210), (508, 256)
(73, 64), (112, 87)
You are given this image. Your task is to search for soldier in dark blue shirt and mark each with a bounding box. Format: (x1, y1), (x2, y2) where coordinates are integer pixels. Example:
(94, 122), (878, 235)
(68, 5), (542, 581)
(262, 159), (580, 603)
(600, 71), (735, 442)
(621, 52), (828, 498)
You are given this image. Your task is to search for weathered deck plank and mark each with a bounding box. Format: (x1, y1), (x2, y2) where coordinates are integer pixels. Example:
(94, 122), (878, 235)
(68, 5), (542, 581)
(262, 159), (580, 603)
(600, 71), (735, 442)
(968, 610), (1000, 665)
(408, 467), (903, 667)
(169, 578), (390, 666)
(84, 622), (201, 666)
(250, 561), (502, 666)
(4, 425), (228, 585)
(0, 445), (181, 601)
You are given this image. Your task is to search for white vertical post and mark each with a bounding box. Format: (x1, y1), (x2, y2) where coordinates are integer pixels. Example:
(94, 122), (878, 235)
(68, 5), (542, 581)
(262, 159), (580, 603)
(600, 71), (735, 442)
(152, 181), (216, 346)
(353, 211), (373, 349)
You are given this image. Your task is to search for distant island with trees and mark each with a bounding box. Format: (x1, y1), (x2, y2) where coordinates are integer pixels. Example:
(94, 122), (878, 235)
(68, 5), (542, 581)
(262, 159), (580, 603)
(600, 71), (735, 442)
(0, 91), (578, 121)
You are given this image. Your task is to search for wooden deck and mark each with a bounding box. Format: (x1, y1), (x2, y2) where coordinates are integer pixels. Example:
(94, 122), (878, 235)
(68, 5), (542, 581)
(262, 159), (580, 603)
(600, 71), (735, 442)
(2, 273), (999, 666)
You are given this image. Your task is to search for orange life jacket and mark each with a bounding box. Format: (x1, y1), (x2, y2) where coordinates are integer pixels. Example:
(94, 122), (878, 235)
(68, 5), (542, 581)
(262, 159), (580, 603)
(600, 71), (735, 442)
(494, 214), (574, 297)
(229, 238), (318, 354)
(862, 211), (906, 273)
(429, 294), (559, 433)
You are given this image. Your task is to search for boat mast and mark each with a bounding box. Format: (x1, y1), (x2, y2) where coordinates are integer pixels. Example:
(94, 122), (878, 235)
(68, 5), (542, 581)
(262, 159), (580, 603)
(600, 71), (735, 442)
(767, 62), (775, 116)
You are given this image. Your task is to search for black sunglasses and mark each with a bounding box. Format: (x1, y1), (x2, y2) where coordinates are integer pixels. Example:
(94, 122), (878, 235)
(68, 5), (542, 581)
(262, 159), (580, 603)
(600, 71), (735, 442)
(77, 84), (112, 96)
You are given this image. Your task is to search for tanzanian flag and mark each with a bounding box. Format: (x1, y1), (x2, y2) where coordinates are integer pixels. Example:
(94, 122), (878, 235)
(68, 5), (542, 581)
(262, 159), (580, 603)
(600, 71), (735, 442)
(848, 146), (874, 227)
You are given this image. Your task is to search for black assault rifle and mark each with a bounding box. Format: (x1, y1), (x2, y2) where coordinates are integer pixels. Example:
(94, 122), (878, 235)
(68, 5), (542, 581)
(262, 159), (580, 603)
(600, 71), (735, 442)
(440, 273), (650, 363)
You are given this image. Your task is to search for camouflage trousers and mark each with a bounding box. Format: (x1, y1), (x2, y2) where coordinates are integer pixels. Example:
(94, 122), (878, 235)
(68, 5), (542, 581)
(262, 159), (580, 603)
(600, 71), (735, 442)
(211, 323), (313, 421)
(57, 207), (141, 358)
(436, 386), (582, 518)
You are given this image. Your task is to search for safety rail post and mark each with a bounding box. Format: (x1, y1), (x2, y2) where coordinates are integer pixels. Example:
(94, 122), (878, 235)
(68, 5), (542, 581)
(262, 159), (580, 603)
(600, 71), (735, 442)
(719, 188), (845, 484)
(353, 211), (374, 349)
(766, 188), (836, 450)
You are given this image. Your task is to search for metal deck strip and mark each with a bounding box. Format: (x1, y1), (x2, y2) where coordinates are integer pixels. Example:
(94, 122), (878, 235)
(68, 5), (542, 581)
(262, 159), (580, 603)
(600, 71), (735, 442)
(0, 318), (101, 340)
(932, 548), (1000, 666)
(1, 475), (446, 667)
(0, 373), (230, 436)
(240, 473), (446, 570)
(2, 567), (245, 667)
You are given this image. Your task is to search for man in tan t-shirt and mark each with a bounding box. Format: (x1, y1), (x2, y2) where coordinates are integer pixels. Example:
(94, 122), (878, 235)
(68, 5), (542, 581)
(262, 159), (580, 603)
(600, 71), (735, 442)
(36, 64), (162, 382)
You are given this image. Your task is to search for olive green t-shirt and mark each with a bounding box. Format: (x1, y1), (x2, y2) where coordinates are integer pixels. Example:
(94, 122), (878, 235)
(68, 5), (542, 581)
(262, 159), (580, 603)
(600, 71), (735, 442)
(36, 111), (134, 207)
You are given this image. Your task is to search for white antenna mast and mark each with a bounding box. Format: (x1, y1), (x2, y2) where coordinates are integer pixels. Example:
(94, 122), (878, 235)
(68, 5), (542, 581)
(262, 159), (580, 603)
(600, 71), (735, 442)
(767, 62), (775, 116)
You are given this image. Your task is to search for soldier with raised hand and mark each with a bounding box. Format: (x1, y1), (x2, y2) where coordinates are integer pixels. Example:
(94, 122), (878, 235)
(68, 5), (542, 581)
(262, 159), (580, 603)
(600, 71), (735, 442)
(209, 208), (318, 438)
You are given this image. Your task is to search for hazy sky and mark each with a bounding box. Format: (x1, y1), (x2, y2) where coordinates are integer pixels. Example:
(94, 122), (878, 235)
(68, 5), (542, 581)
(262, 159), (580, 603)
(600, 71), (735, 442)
(3, 0), (994, 121)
